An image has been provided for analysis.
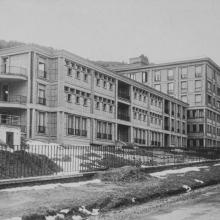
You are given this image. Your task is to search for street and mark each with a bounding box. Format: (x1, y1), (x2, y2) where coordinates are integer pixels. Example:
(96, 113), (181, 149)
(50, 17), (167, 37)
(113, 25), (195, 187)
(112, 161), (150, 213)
(93, 184), (220, 220)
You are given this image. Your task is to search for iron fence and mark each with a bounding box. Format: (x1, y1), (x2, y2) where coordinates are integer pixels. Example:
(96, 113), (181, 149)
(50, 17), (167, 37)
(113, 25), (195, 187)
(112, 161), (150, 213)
(0, 144), (219, 180)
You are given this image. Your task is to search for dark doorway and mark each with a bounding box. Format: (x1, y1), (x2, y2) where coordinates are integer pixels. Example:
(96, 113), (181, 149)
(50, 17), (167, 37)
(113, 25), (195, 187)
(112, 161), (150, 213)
(6, 132), (14, 146)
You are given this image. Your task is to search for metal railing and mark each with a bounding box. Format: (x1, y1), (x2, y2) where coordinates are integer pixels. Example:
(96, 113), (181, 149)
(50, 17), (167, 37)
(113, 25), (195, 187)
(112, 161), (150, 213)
(0, 95), (27, 104)
(38, 97), (46, 105)
(118, 113), (130, 121)
(0, 65), (27, 78)
(0, 144), (219, 180)
(118, 91), (130, 102)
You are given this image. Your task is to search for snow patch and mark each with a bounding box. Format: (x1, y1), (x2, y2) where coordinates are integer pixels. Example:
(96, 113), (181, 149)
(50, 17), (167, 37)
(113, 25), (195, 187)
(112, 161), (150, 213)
(194, 179), (204, 184)
(213, 163), (220, 166)
(0, 179), (101, 192)
(150, 166), (209, 178)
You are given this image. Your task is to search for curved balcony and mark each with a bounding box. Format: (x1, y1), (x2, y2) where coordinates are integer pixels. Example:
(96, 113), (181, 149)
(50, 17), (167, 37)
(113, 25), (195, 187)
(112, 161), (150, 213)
(0, 95), (27, 109)
(0, 65), (27, 80)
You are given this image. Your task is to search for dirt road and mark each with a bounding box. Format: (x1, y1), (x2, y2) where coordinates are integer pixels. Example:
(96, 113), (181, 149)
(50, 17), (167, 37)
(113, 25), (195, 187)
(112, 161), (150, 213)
(93, 184), (220, 220)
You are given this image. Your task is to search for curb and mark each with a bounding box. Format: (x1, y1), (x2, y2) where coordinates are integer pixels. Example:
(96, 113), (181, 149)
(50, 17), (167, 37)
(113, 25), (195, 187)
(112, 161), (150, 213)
(0, 172), (96, 190)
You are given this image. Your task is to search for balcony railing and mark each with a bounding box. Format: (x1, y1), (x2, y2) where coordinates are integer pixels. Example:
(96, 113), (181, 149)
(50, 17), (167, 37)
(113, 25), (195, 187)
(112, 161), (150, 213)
(0, 65), (27, 78)
(38, 125), (46, 134)
(118, 91), (130, 102)
(118, 113), (130, 121)
(0, 114), (20, 126)
(134, 138), (146, 145)
(38, 97), (46, 105)
(97, 132), (112, 140)
(0, 95), (27, 104)
(67, 128), (87, 137)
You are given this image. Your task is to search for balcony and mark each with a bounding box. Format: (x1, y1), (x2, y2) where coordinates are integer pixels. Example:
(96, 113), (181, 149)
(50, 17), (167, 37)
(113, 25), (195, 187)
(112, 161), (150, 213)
(0, 114), (20, 126)
(38, 97), (46, 105)
(0, 95), (27, 105)
(0, 65), (27, 80)
(68, 128), (87, 137)
(134, 138), (146, 145)
(118, 91), (130, 102)
(96, 132), (112, 140)
(118, 113), (130, 121)
(118, 81), (130, 102)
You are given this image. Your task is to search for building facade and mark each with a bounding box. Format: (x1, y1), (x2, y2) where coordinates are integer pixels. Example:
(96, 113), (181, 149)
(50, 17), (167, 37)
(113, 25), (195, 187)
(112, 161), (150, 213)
(0, 46), (187, 147)
(110, 56), (220, 148)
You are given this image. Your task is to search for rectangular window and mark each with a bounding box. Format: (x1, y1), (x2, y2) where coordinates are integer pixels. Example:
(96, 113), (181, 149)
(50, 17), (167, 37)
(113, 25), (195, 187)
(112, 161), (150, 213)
(154, 84), (161, 91)
(38, 112), (46, 133)
(168, 82), (174, 93)
(38, 62), (47, 79)
(180, 67), (188, 79)
(154, 70), (161, 82)
(181, 81), (187, 91)
(167, 69), (174, 80)
(195, 80), (202, 91)
(207, 81), (212, 91)
(96, 78), (100, 86)
(75, 96), (80, 104)
(195, 94), (202, 105)
(195, 65), (202, 77)
(84, 74), (88, 82)
(142, 72), (148, 83)
(38, 84), (46, 105)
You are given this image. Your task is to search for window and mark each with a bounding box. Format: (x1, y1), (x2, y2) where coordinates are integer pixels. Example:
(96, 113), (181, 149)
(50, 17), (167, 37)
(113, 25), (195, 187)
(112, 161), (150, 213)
(143, 96), (146, 102)
(195, 80), (202, 91)
(38, 112), (46, 133)
(134, 112), (137, 119)
(142, 72), (148, 82)
(109, 83), (113, 91)
(38, 61), (46, 78)
(143, 115), (146, 122)
(109, 105), (113, 113)
(207, 95), (212, 104)
(181, 95), (187, 103)
(139, 94), (142, 101)
(181, 81), (187, 91)
(130, 74), (136, 80)
(96, 78), (100, 86)
(199, 124), (203, 132)
(207, 81), (212, 91)
(76, 96), (80, 104)
(103, 81), (107, 88)
(38, 84), (46, 105)
(180, 67), (188, 79)
(167, 69), (174, 80)
(83, 98), (88, 106)
(134, 92), (137, 99)
(168, 82), (174, 93)
(82, 118), (87, 136)
(154, 70), (161, 81)
(67, 67), (72, 76)
(84, 74), (88, 81)
(67, 94), (71, 102)
(76, 71), (80, 79)
(103, 103), (106, 111)
(195, 65), (202, 77)
(195, 94), (202, 105)
(154, 84), (161, 91)
(96, 102), (100, 109)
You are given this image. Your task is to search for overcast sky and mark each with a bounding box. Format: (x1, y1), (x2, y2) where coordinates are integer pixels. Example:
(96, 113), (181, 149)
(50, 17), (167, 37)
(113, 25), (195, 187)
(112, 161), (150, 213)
(0, 0), (220, 63)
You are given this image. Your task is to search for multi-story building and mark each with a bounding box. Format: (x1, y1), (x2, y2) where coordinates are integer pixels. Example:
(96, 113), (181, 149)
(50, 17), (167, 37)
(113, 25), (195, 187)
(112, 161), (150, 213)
(109, 55), (220, 148)
(0, 45), (187, 147)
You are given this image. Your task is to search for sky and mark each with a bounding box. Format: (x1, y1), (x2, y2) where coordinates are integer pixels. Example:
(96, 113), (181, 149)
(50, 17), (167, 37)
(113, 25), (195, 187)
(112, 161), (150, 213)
(0, 0), (220, 64)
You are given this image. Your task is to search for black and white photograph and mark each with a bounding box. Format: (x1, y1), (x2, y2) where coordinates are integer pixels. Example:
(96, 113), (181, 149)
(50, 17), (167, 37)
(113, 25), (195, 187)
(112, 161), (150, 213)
(0, 0), (220, 219)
